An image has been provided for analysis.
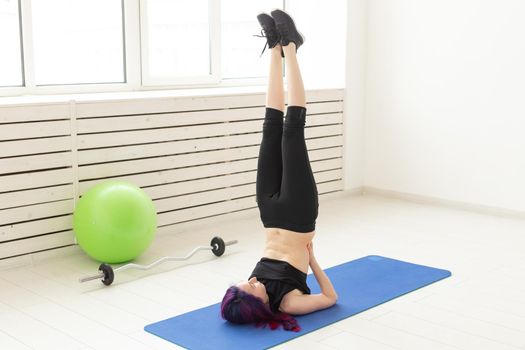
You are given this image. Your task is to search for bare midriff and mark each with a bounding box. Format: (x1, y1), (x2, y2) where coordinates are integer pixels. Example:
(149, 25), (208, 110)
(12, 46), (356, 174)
(262, 227), (315, 274)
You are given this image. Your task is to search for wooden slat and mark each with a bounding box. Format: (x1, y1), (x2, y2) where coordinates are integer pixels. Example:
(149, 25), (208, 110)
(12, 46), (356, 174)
(0, 231), (75, 260)
(79, 156), (343, 193)
(0, 200), (74, 226)
(76, 94), (266, 118)
(0, 120), (70, 141)
(77, 117), (342, 150)
(76, 106), (342, 135)
(0, 184), (74, 210)
(0, 152), (72, 175)
(76, 126), (343, 180)
(307, 113), (343, 126)
(154, 169), (342, 213)
(319, 179), (344, 193)
(155, 184), (252, 213)
(156, 180), (343, 227)
(157, 196), (256, 227)
(317, 179), (344, 193)
(0, 137), (72, 158)
(0, 103), (70, 123)
(0, 168), (73, 193)
(77, 107), (265, 133)
(139, 179), (342, 235)
(78, 133), (343, 165)
(78, 122), (233, 149)
(145, 172), (255, 200)
(311, 158), (343, 172)
(76, 109), (343, 147)
(313, 168), (343, 183)
(307, 135), (344, 149)
(307, 124), (342, 138)
(305, 101), (344, 115)
(74, 90), (344, 118)
(144, 168), (342, 202)
(78, 145), (343, 181)
(0, 215), (72, 242)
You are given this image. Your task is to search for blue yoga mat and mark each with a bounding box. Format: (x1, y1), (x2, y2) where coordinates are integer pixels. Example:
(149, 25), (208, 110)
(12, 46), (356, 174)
(145, 255), (451, 350)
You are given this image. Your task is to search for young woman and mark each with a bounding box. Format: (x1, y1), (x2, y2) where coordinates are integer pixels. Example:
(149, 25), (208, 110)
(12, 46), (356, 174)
(220, 9), (338, 332)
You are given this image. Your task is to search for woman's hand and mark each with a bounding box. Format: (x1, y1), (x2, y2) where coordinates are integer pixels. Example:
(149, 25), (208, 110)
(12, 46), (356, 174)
(306, 241), (316, 263)
(304, 241), (339, 305)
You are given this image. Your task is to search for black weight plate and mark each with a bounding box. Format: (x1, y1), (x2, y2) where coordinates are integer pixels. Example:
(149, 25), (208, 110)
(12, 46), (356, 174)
(211, 236), (225, 257)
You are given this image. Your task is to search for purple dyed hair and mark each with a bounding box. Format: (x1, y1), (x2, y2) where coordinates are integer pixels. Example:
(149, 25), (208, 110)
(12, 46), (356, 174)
(220, 286), (300, 332)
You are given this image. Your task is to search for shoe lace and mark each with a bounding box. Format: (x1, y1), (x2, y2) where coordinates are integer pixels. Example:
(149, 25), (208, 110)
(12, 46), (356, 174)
(252, 28), (278, 58)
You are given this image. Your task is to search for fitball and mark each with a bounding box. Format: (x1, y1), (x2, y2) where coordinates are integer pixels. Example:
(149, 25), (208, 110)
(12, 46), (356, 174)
(73, 181), (157, 264)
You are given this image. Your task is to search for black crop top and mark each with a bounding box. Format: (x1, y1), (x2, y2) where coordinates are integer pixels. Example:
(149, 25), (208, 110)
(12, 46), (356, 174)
(249, 257), (311, 313)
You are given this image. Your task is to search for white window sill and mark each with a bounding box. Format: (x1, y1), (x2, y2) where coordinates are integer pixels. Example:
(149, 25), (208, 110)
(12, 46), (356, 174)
(0, 85), (269, 106)
(0, 83), (344, 107)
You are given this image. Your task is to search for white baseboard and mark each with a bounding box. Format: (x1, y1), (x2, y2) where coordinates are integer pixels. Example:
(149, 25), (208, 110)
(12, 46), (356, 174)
(363, 186), (525, 220)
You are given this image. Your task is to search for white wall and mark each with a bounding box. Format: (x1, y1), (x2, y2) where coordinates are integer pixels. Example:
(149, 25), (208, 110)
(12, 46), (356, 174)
(363, 0), (525, 213)
(343, 0), (368, 191)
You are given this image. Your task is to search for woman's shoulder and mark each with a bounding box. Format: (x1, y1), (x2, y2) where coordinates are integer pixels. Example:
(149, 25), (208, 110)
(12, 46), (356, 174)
(278, 288), (306, 312)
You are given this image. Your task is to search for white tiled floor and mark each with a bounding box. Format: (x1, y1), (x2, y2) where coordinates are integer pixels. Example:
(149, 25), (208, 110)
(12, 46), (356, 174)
(1, 191), (525, 350)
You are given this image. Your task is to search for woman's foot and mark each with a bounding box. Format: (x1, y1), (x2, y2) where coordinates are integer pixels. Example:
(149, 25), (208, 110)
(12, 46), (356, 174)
(254, 12), (284, 58)
(270, 9), (305, 53)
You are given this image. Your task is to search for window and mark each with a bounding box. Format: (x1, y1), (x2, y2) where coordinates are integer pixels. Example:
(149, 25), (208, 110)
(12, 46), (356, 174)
(0, 0), (346, 96)
(141, 0), (211, 85)
(0, 0), (23, 87)
(31, 0), (125, 85)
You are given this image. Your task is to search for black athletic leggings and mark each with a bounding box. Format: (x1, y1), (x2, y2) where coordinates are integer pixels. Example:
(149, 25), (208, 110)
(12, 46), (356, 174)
(255, 105), (319, 233)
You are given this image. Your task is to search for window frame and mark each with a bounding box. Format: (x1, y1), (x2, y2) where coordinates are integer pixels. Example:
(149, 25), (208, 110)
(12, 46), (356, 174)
(0, 0), (269, 97)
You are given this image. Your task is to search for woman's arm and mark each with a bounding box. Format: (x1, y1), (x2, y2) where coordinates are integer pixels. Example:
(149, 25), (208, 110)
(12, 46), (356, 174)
(279, 242), (338, 315)
(308, 243), (338, 301)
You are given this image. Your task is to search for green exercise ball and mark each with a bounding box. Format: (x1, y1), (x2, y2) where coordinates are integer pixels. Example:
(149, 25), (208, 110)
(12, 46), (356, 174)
(73, 181), (157, 264)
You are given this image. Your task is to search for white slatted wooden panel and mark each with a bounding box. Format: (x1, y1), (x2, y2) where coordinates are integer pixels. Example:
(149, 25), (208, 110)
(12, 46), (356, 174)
(0, 169), (73, 193)
(0, 137), (72, 158)
(0, 153), (72, 174)
(0, 231), (73, 260)
(0, 184), (74, 209)
(76, 106), (343, 149)
(0, 89), (344, 261)
(0, 102), (74, 260)
(78, 138), (342, 180)
(0, 103), (70, 122)
(79, 156), (343, 194)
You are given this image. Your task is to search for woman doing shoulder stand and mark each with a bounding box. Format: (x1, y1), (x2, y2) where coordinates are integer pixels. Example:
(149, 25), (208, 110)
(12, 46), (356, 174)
(220, 9), (338, 332)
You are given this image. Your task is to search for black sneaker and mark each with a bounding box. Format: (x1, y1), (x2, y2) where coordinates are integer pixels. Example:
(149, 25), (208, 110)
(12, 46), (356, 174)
(270, 9), (305, 54)
(253, 12), (284, 58)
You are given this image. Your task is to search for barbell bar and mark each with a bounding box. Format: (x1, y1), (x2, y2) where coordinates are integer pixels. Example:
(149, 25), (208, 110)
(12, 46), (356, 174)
(79, 236), (237, 286)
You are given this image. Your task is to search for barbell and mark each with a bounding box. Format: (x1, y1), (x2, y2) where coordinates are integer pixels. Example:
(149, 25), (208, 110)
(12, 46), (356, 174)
(79, 236), (237, 286)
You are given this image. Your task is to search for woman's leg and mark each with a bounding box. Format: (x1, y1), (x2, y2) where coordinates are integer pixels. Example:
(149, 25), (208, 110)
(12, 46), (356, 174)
(266, 43), (285, 112)
(283, 43), (306, 108)
(256, 44), (285, 201)
(279, 43), (318, 231)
